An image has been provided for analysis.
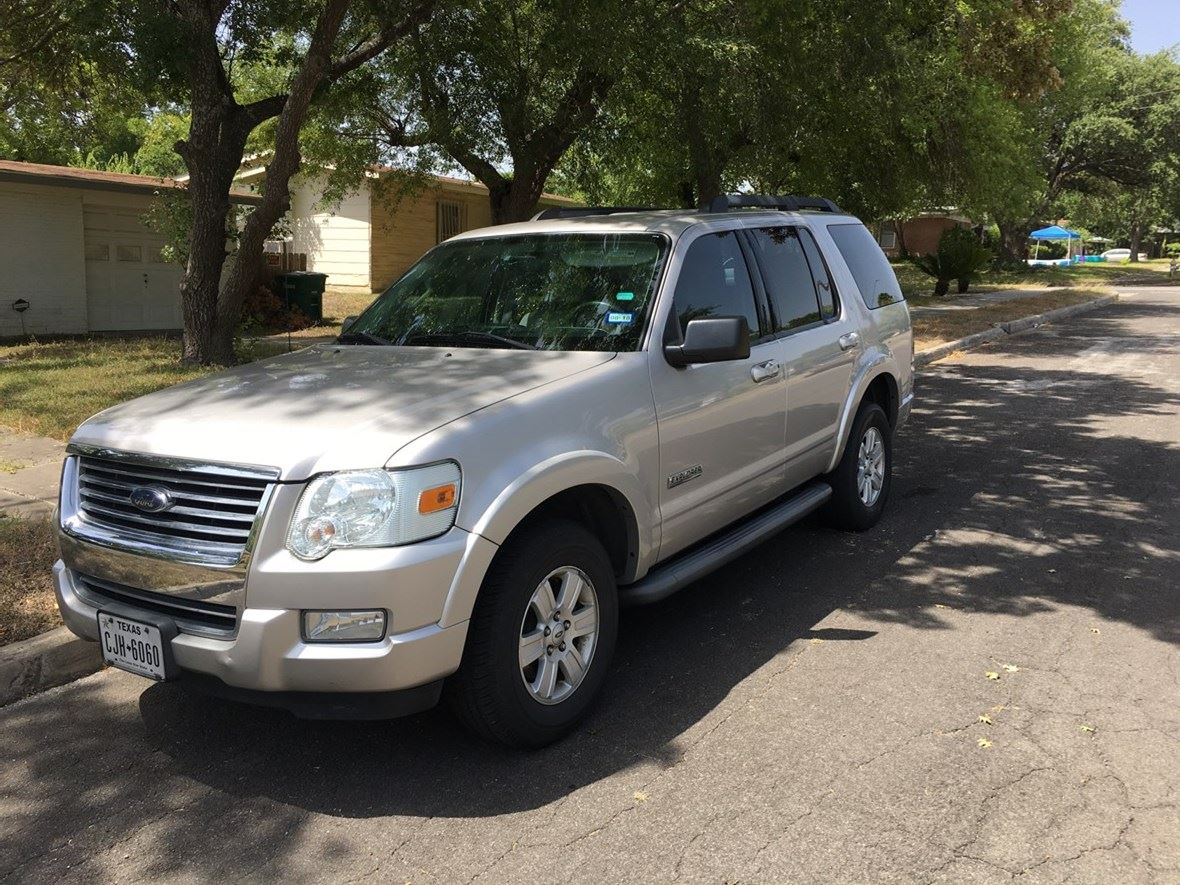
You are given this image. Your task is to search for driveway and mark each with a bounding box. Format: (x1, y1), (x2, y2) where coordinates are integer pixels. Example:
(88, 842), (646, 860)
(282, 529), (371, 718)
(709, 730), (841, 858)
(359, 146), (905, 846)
(2, 287), (1177, 883)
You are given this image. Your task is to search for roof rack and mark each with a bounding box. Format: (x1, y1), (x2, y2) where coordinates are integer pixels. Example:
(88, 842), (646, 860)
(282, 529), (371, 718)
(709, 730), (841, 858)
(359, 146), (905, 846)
(533, 206), (655, 220)
(700, 194), (842, 214)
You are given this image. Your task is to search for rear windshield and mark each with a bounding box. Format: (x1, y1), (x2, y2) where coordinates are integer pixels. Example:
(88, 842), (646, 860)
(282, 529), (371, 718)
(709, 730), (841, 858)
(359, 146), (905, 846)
(827, 223), (905, 309)
(346, 233), (669, 352)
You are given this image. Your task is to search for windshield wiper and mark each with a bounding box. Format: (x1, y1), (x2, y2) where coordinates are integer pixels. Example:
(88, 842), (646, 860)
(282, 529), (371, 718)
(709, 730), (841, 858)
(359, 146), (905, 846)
(453, 331), (538, 350)
(337, 330), (393, 346)
(402, 331), (538, 350)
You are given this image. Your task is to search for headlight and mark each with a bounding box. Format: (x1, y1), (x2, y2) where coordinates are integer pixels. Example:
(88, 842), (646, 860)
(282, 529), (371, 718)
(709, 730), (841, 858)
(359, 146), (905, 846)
(286, 462), (460, 560)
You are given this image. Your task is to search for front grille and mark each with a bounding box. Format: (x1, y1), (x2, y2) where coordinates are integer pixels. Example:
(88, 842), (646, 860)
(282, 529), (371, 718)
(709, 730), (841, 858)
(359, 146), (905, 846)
(76, 573), (238, 637)
(75, 455), (271, 564)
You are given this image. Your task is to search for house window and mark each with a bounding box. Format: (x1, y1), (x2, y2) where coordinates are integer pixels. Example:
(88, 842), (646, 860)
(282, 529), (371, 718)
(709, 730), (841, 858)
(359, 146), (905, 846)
(436, 200), (466, 243)
(116, 244), (142, 262)
(878, 229), (898, 249)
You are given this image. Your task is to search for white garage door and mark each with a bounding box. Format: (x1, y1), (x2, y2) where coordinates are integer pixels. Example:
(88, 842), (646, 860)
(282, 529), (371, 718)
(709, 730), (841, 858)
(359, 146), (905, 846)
(84, 207), (183, 331)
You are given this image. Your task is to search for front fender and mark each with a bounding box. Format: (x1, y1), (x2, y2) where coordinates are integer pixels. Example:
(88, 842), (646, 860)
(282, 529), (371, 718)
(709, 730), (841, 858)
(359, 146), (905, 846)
(438, 451), (656, 627)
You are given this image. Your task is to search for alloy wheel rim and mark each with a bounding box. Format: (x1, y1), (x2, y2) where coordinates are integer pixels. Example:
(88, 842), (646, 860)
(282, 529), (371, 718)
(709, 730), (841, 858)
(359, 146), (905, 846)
(519, 566), (599, 705)
(856, 426), (886, 507)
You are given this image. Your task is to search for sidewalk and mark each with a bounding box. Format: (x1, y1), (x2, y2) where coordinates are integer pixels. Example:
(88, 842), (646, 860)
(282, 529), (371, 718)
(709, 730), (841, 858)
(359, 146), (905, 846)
(0, 429), (66, 519)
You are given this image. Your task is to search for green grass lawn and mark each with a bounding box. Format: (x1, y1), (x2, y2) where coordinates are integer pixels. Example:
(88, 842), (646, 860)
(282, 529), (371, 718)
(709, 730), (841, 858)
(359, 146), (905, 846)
(0, 337), (215, 441)
(0, 290), (380, 442)
(893, 258), (1173, 299)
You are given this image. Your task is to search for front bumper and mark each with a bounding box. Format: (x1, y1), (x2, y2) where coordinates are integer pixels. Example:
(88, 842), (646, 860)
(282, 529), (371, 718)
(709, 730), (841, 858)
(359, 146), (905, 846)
(54, 511), (501, 703)
(55, 559), (471, 695)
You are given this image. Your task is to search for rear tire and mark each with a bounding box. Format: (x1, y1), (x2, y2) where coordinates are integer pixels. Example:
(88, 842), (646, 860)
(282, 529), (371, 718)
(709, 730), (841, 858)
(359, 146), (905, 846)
(446, 520), (618, 748)
(823, 401), (892, 531)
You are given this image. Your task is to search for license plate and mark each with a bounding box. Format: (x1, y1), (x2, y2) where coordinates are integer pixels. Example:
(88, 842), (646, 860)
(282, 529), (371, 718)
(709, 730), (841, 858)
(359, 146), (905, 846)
(97, 612), (168, 681)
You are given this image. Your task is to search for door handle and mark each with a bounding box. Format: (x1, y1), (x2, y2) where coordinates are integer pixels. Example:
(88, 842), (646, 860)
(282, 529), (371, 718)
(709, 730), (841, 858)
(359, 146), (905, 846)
(838, 332), (860, 351)
(750, 359), (782, 383)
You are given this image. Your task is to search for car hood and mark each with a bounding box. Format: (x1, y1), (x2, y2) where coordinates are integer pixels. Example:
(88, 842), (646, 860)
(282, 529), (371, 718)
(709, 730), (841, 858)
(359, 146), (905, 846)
(71, 345), (615, 479)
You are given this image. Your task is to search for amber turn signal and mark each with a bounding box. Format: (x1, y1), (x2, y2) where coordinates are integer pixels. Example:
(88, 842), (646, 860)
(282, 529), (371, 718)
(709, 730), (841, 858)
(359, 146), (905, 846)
(418, 483), (457, 514)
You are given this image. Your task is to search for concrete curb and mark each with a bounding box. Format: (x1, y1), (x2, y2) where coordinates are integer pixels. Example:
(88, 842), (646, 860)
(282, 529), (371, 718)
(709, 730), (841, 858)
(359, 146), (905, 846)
(0, 626), (103, 707)
(915, 294), (1118, 368)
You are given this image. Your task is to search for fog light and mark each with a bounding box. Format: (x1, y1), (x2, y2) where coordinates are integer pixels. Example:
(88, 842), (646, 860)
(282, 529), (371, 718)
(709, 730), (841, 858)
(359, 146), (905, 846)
(302, 610), (386, 643)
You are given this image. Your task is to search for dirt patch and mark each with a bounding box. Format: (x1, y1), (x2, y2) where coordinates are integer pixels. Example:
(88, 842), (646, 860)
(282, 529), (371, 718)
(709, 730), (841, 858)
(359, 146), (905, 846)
(912, 289), (1098, 352)
(0, 514), (61, 646)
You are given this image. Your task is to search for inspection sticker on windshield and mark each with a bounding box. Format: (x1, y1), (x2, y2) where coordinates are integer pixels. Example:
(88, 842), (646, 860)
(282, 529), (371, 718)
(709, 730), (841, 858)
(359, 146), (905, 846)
(607, 312), (634, 324)
(615, 291), (635, 301)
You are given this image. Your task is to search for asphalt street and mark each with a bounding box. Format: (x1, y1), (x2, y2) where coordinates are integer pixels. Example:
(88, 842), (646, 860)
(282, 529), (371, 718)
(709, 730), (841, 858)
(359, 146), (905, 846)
(2, 286), (1177, 884)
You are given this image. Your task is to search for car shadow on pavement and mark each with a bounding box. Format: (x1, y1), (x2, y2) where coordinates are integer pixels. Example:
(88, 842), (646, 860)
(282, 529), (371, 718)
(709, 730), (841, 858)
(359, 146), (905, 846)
(2, 296), (1177, 881)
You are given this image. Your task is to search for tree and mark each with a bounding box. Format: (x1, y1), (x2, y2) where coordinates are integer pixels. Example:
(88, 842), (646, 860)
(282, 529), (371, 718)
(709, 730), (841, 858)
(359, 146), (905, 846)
(982, 0), (1153, 262)
(0, 1), (154, 166)
(350, 0), (639, 223)
(164, 0), (434, 364)
(561, 0), (1075, 221)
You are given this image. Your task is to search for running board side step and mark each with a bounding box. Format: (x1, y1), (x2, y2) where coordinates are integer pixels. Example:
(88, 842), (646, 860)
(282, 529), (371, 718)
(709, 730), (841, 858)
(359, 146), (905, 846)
(619, 480), (832, 606)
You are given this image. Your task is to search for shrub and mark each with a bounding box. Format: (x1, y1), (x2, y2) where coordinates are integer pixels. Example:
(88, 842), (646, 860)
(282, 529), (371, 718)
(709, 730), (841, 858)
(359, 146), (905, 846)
(1164, 242), (1180, 257)
(1031, 240), (1067, 259)
(912, 227), (992, 296)
(240, 283), (312, 334)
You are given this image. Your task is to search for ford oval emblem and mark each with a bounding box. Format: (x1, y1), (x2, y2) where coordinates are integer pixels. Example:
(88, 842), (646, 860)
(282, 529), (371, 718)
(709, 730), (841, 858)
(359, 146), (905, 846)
(129, 486), (172, 513)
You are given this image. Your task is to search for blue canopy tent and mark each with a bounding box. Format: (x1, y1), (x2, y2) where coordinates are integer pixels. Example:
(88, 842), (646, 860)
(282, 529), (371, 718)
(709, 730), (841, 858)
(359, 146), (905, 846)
(1028, 225), (1083, 265)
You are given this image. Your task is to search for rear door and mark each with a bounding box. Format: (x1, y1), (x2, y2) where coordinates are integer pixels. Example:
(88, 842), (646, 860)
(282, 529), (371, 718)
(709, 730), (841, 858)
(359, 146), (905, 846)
(649, 228), (788, 560)
(745, 224), (858, 486)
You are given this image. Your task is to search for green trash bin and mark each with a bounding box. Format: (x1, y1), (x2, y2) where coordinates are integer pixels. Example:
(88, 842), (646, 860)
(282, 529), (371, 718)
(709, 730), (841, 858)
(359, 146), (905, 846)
(273, 271), (327, 322)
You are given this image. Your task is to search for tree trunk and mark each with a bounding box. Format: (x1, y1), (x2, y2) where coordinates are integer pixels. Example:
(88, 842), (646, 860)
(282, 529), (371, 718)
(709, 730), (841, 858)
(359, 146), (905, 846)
(213, 0), (352, 357)
(934, 277), (950, 297)
(1128, 217), (1143, 263)
(488, 175), (550, 224)
(996, 221), (1027, 265)
(893, 220), (908, 258)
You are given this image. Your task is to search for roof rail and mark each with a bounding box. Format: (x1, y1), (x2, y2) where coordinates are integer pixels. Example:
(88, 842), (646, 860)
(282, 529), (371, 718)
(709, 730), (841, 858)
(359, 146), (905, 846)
(700, 194), (842, 214)
(533, 206), (655, 220)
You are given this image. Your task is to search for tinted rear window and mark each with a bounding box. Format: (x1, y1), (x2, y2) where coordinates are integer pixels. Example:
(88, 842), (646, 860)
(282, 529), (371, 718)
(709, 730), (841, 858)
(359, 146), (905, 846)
(827, 223), (904, 310)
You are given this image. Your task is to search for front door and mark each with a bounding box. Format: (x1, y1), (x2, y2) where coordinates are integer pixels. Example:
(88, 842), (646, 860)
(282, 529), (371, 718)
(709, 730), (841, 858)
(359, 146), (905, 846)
(649, 229), (788, 560)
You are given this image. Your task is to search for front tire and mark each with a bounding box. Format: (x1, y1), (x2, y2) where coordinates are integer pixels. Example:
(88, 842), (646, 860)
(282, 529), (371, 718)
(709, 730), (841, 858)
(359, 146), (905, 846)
(824, 401), (892, 531)
(446, 520), (618, 748)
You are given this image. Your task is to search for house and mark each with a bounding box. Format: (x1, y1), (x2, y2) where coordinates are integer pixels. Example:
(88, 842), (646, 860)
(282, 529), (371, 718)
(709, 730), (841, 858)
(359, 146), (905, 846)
(0, 159), (261, 339)
(234, 164), (578, 293)
(875, 210), (972, 258)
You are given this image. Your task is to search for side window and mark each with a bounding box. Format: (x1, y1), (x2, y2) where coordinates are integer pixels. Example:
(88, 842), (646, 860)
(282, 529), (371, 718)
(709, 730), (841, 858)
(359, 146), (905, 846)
(748, 226), (822, 332)
(669, 231), (761, 341)
(827, 223), (905, 309)
(798, 228), (838, 320)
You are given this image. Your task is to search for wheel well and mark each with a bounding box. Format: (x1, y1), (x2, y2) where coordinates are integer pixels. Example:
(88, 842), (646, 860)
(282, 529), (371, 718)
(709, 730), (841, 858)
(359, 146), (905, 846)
(503, 484), (639, 582)
(862, 373), (899, 428)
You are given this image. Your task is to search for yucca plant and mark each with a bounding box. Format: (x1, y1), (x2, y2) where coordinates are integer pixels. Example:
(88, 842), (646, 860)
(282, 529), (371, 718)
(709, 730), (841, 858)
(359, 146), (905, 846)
(912, 227), (992, 296)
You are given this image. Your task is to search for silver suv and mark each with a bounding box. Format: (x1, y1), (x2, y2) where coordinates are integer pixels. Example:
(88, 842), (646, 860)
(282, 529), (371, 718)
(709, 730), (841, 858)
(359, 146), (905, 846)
(54, 195), (913, 747)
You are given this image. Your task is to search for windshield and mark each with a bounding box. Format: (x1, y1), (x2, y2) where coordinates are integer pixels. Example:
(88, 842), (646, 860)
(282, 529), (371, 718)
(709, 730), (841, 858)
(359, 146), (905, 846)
(343, 233), (669, 352)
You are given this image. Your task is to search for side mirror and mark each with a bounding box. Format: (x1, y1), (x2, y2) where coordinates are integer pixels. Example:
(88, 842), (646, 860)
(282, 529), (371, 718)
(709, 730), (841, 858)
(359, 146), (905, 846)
(664, 316), (751, 367)
(341, 315), (359, 333)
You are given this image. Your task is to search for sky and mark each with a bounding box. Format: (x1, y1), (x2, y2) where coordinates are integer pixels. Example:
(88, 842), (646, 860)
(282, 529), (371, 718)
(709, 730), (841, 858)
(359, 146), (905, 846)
(1121, 0), (1180, 55)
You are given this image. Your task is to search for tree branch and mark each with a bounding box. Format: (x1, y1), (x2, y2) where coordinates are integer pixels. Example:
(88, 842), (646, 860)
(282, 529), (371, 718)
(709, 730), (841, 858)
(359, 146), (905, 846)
(239, 0), (437, 126)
